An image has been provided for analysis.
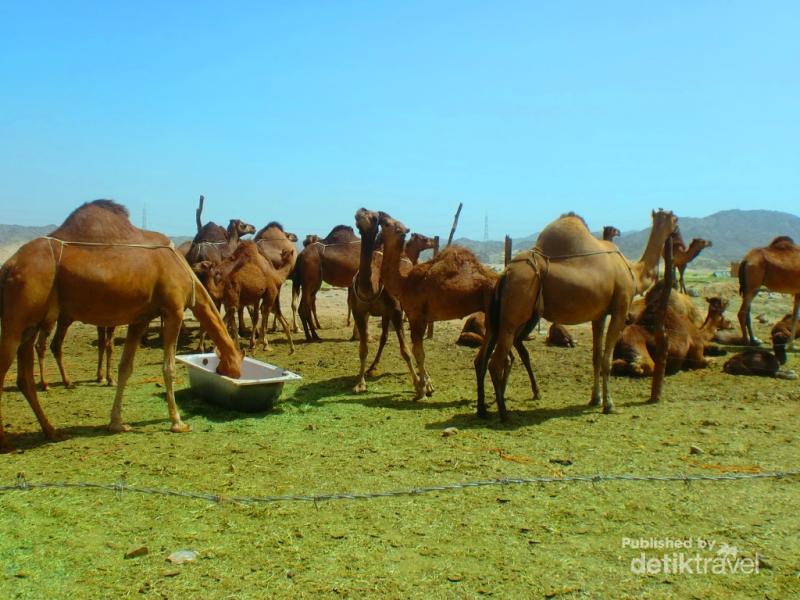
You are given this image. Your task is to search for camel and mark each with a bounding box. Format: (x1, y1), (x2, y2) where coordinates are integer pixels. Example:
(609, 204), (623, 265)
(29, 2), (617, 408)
(723, 349), (797, 379)
(404, 233), (436, 264)
(349, 209), (418, 393)
(293, 225), (361, 341)
(602, 226), (621, 242)
(767, 313), (800, 365)
(612, 287), (729, 377)
(738, 236), (800, 349)
(665, 229), (713, 293)
(545, 323), (575, 347)
(476, 210), (676, 418)
(35, 321), (115, 390)
(377, 212), (539, 402)
(185, 218), (256, 266)
(456, 313), (486, 347)
(0, 200), (242, 452)
(199, 242), (295, 353)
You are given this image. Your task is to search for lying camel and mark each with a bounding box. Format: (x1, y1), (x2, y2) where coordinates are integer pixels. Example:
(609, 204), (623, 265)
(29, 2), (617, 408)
(723, 349), (797, 379)
(456, 313), (486, 348)
(200, 242), (294, 353)
(612, 285), (728, 377)
(0, 200), (242, 451)
(545, 323), (575, 347)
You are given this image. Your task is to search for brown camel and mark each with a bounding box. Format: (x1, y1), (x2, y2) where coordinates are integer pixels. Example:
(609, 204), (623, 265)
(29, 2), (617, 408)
(602, 226), (621, 242)
(545, 323), (575, 347)
(293, 225), (361, 341)
(185, 218), (256, 266)
(738, 236), (800, 349)
(612, 287), (728, 377)
(199, 242), (295, 353)
(35, 321), (115, 390)
(246, 222), (298, 335)
(377, 212), (538, 402)
(723, 349), (797, 379)
(291, 235), (323, 331)
(767, 313), (800, 365)
(476, 210), (676, 418)
(0, 200), (242, 452)
(404, 233), (436, 264)
(349, 209), (418, 393)
(665, 229), (713, 293)
(456, 313), (486, 348)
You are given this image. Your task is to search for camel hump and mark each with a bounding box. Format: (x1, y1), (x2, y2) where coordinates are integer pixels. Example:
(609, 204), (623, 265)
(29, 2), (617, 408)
(323, 225), (358, 244)
(769, 235), (795, 248)
(537, 216), (608, 255)
(194, 221), (228, 243)
(50, 199), (153, 243)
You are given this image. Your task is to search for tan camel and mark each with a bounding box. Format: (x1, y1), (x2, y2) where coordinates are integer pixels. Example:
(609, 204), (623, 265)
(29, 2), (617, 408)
(602, 226), (621, 242)
(35, 321), (115, 390)
(476, 210), (676, 418)
(377, 212), (537, 401)
(185, 218), (255, 266)
(0, 200), (242, 452)
(665, 229), (712, 293)
(293, 225), (361, 341)
(738, 236), (800, 349)
(349, 209), (418, 393)
(612, 288), (728, 377)
(199, 242), (295, 353)
(404, 233), (436, 264)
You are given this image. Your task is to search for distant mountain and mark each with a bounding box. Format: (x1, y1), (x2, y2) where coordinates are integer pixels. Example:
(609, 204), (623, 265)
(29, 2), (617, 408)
(0, 224), (56, 242)
(454, 209), (800, 267)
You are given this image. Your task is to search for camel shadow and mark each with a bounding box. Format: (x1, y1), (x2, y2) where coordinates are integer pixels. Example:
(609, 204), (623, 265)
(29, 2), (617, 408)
(426, 402), (598, 432)
(287, 375), (472, 411)
(4, 418), (170, 452)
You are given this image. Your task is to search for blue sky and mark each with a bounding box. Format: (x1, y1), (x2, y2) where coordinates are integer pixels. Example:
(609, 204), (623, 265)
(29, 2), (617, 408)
(1, 1), (798, 239)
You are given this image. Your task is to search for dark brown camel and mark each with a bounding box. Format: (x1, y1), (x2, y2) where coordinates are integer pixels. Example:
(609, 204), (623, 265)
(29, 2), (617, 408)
(476, 210), (676, 418)
(0, 200), (242, 452)
(349, 209), (418, 393)
(456, 313), (486, 348)
(546, 323), (575, 347)
(291, 235), (323, 331)
(35, 321), (115, 390)
(723, 349), (797, 379)
(185, 218), (256, 266)
(738, 236), (800, 349)
(293, 225), (361, 341)
(201, 242), (295, 353)
(377, 212), (532, 401)
(602, 226), (621, 242)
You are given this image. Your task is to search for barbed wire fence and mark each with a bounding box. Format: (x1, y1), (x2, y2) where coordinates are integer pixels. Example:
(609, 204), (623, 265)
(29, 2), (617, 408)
(2, 469), (798, 506)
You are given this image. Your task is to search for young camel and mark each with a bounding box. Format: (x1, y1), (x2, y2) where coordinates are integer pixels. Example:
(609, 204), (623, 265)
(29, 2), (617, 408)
(35, 321), (115, 390)
(349, 209), (418, 393)
(377, 212), (537, 401)
(476, 210), (677, 418)
(611, 289), (729, 377)
(723, 349), (797, 379)
(665, 230), (713, 293)
(249, 222), (298, 336)
(201, 242), (295, 353)
(0, 200), (242, 452)
(185, 218), (256, 266)
(738, 236), (800, 349)
(294, 225), (361, 341)
(546, 323), (575, 347)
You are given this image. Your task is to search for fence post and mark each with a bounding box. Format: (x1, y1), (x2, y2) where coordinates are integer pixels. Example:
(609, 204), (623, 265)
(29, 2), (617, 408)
(504, 235), (512, 267)
(650, 235), (674, 403)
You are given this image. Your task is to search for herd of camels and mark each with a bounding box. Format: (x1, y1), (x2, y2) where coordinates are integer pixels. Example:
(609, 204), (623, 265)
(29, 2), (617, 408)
(1, 198), (799, 450)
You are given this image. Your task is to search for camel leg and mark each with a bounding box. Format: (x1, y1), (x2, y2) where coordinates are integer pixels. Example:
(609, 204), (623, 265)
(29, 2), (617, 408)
(238, 307), (248, 338)
(17, 331), (62, 442)
(352, 309), (370, 393)
(108, 321), (148, 433)
(678, 266), (687, 294)
(514, 339), (540, 401)
(259, 298), (273, 353)
(50, 318), (75, 389)
(390, 310), (420, 391)
(737, 288), (760, 345)
(589, 318), (607, 406)
(788, 293), (800, 352)
(409, 319), (431, 400)
(487, 327), (515, 420)
(35, 324), (53, 391)
(312, 298), (322, 329)
(366, 315), (391, 376)
(299, 286), (321, 341)
(276, 312), (295, 354)
(161, 313), (190, 433)
(104, 327), (116, 385)
(601, 311), (627, 414)
(249, 299), (260, 350)
(426, 322), (434, 340)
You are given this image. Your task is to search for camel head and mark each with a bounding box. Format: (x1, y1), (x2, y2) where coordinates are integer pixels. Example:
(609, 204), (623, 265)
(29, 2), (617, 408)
(651, 209), (678, 244)
(279, 247), (295, 267)
(702, 296), (729, 330)
(228, 219), (256, 238)
(285, 231), (299, 243)
(355, 208), (380, 238)
(602, 226), (621, 241)
(690, 238), (713, 251)
(377, 212), (410, 248)
(303, 234), (321, 247)
(771, 328), (791, 365)
(215, 345), (244, 378)
(407, 233), (436, 252)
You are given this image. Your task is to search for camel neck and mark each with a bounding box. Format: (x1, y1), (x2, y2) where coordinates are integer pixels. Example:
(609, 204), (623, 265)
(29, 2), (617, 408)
(634, 230), (670, 293)
(190, 284), (240, 359)
(357, 227), (377, 291)
(379, 235), (406, 298)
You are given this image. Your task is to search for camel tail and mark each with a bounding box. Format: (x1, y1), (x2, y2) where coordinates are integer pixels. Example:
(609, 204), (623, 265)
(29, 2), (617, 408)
(738, 258), (748, 297)
(0, 262), (7, 317)
(291, 252), (303, 297)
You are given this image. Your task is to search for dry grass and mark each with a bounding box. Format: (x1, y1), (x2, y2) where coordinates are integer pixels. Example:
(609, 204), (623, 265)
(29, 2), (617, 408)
(1, 278), (799, 598)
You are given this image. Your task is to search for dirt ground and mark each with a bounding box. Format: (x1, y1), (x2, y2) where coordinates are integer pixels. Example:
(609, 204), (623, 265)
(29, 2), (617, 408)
(0, 277), (798, 598)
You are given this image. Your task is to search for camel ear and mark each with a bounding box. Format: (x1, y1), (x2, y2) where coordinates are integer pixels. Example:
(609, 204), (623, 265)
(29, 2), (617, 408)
(287, 232), (298, 242)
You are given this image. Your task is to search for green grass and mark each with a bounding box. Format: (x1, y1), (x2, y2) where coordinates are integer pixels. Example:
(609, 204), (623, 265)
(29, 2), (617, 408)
(1, 287), (798, 598)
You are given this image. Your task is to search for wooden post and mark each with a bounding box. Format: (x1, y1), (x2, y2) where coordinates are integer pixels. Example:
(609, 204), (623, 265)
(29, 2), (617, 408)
(446, 203), (463, 247)
(504, 235), (512, 267)
(195, 195), (205, 233)
(426, 236), (440, 339)
(649, 235), (674, 403)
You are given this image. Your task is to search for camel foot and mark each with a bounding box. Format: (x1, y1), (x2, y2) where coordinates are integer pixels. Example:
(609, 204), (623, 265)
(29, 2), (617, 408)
(749, 337), (763, 346)
(366, 367), (380, 377)
(588, 396), (602, 407)
(44, 428), (69, 442)
(477, 407), (489, 419)
(602, 404), (619, 415)
(65, 381), (76, 390)
(352, 381), (367, 393)
(39, 383), (50, 392)
(288, 346), (296, 355)
(108, 422), (132, 433)
(170, 422), (191, 433)
(424, 380), (434, 397)
(533, 392), (541, 401)
(0, 441), (16, 454)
